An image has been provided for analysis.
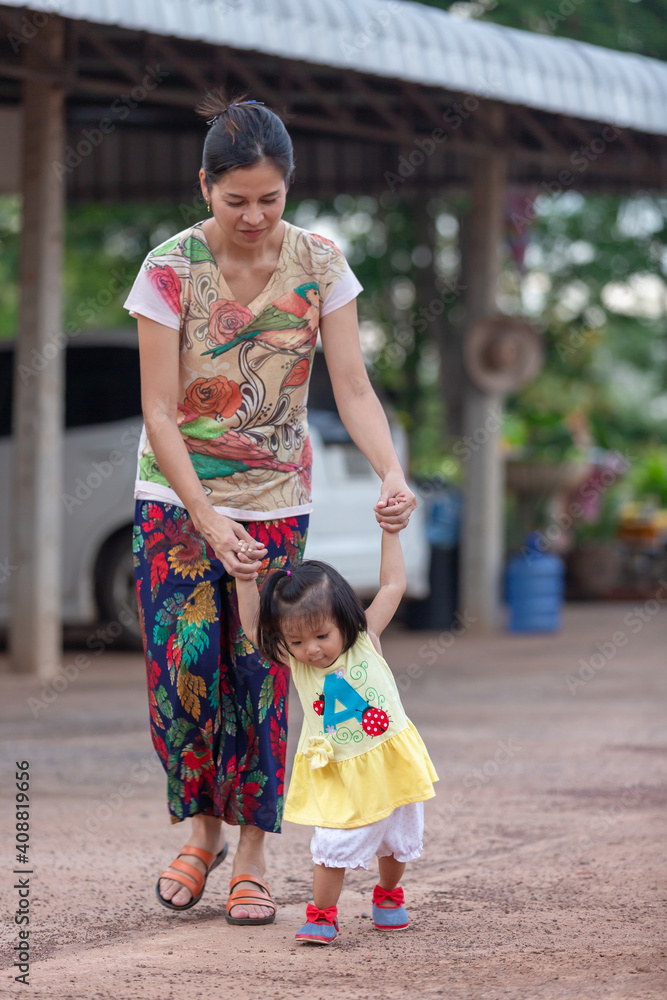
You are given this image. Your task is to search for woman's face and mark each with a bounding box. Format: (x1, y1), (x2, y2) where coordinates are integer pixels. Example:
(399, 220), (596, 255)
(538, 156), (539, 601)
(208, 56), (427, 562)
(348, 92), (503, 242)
(200, 160), (287, 249)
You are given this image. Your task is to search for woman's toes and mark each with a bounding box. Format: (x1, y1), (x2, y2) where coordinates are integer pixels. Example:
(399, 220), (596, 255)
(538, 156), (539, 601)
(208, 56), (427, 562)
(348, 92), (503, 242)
(171, 885), (193, 906)
(230, 902), (270, 920)
(158, 876), (192, 906)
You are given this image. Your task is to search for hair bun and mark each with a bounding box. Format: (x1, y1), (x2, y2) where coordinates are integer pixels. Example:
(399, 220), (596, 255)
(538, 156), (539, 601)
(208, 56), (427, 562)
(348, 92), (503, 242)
(195, 88), (266, 130)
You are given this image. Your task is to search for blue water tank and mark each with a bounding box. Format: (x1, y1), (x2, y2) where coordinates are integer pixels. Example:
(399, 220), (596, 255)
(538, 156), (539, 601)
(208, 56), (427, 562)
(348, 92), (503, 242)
(505, 533), (565, 632)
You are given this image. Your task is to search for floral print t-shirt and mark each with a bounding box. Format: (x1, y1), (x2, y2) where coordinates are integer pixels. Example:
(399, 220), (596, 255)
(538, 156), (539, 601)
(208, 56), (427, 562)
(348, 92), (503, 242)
(123, 220), (362, 520)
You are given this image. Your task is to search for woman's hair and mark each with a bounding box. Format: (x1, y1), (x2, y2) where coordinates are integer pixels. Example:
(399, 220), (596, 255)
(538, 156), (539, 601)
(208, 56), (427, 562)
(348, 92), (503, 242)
(195, 87), (295, 191)
(257, 561), (367, 664)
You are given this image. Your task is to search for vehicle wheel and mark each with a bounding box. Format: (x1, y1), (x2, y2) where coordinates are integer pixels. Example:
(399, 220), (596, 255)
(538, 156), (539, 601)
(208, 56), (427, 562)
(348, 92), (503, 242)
(94, 528), (143, 650)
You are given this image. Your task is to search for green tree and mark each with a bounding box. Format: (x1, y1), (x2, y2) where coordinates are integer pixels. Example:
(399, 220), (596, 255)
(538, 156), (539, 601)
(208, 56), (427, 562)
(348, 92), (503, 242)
(411, 0), (667, 60)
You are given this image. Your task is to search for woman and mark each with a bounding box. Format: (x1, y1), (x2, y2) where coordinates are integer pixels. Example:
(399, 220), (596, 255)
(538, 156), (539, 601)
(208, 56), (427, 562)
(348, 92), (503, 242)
(123, 89), (416, 925)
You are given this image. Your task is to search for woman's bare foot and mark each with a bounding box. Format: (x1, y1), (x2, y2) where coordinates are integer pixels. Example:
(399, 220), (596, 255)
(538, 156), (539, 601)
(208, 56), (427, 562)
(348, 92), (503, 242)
(158, 814), (226, 907)
(228, 825), (274, 921)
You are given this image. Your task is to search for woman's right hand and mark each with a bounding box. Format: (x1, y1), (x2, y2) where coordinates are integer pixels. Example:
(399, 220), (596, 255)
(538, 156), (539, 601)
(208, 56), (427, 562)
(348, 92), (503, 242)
(194, 510), (267, 581)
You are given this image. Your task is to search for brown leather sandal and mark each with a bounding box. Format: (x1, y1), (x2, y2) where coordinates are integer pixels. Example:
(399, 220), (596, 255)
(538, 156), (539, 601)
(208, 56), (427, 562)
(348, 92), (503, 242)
(156, 843), (228, 911)
(225, 873), (277, 925)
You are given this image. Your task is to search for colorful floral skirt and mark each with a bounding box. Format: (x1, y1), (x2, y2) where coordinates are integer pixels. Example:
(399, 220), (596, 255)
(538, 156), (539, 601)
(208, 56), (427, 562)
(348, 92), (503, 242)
(133, 500), (308, 830)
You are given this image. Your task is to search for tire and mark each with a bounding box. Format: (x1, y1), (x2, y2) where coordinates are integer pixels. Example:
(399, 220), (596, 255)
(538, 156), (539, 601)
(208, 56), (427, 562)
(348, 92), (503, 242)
(94, 528), (143, 650)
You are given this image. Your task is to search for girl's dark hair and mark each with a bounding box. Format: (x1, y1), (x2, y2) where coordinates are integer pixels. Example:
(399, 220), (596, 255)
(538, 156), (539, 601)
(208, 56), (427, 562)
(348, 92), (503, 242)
(195, 87), (295, 191)
(257, 561), (367, 665)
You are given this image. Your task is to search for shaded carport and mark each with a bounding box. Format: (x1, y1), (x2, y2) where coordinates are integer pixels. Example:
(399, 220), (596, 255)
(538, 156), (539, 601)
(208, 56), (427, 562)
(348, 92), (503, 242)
(1, 0), (666, 675)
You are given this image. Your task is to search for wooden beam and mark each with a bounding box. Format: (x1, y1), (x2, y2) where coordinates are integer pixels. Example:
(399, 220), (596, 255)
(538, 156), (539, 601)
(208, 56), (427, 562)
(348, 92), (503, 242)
(511, 104), (571, 158)
(148, 34), (211, 94)
(278, 62), (354, 128)
(216, 46), (283, 106)
(10, 16), (66, 676)
(459, 106), (508, 633)
(73, 20), (150, 88)
(343, 70), (406, 133)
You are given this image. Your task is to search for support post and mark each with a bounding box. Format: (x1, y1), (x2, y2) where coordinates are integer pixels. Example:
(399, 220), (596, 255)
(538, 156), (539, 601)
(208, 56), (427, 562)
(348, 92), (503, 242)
(10, 18), (66, 676)
(459, 108), (508, 631)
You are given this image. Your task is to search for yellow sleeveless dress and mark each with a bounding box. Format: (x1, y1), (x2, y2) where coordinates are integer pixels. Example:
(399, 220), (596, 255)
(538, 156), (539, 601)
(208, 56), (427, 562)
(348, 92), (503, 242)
(284, 631), (438, 829)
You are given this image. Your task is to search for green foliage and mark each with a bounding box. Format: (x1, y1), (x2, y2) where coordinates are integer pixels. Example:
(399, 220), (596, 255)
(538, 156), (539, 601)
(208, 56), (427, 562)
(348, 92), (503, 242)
(411, 0), (667, 60)
(626, 446), (667, 506)
(0, 199), (192, 340)
(505, 192), (667, 460)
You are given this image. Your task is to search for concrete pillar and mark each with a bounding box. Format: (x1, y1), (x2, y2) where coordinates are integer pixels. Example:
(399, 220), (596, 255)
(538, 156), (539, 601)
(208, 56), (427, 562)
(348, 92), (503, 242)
(459, 109), (508, 631)
(10, 18), (65, 675)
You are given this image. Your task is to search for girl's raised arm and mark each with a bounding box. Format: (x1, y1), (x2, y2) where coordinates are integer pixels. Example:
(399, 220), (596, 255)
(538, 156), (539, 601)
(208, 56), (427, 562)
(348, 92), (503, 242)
(235, 578), (261, 647)
(364, 528), (407, 646)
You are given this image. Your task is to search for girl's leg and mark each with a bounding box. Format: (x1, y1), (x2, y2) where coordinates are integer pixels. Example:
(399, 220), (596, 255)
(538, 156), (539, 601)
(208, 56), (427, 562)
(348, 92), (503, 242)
(376, 855), (406, 905)
(295, 865), (344, 943)
(313, 864), (346, 909)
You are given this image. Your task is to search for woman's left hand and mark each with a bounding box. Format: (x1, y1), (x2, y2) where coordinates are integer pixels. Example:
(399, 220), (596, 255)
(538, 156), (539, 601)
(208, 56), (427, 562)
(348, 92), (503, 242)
(374, 472), (417, 532)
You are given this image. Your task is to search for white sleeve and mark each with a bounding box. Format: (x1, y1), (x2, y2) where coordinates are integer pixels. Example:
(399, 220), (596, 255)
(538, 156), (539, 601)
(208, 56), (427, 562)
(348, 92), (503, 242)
(123, 265), (181, 331)
(320, 263), (363, 318)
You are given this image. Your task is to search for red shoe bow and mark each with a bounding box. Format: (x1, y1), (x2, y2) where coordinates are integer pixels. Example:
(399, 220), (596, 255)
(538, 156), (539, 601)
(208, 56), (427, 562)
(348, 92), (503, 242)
(372, 884), (405, 907)
(305, 903), (338, 925)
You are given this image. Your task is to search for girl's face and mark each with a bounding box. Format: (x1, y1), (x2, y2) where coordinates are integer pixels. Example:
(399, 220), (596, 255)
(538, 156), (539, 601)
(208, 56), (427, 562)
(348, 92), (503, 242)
(199, 161), (287, 250)
(284, 618), (344, 669)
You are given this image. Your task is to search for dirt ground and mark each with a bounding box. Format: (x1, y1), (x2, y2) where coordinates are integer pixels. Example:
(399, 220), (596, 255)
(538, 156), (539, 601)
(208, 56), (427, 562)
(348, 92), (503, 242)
(1, 602), (666, 1000)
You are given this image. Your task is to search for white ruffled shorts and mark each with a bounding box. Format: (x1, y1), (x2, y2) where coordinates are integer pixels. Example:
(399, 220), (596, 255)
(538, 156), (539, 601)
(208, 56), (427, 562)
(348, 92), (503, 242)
(310, 802), (424, 870)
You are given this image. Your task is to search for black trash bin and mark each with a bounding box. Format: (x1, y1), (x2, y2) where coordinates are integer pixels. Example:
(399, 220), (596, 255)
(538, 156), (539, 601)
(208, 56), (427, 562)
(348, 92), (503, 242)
(405, 483), (460, 631)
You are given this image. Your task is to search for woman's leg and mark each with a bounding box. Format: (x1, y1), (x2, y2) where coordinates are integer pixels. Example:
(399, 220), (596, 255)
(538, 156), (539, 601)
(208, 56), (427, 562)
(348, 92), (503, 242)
(218, 514), (309, 919)
(134, 500), (229, 905)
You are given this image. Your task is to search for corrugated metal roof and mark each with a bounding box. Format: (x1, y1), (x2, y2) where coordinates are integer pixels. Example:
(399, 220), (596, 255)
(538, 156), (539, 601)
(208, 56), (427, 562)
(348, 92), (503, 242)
(5, 0), (667, 135)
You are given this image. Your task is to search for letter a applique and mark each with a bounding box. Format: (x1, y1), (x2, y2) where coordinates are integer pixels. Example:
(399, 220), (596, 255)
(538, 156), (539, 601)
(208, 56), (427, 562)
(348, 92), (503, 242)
(321, 672), (390, 738)
(322, 673), (367, 731)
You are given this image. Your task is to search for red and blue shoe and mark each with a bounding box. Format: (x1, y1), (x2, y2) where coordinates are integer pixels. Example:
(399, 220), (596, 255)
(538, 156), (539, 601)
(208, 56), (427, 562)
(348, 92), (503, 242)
(372, 884), (409, 930)
(295, 903), (339, 944)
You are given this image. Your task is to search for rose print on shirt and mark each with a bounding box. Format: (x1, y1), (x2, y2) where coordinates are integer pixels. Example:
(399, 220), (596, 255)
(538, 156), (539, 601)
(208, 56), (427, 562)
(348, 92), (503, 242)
(184, 376), (242, 419)
(208, 300), (255, 346)
(202, 283), (319, 359)
(148, 264), (181, 314)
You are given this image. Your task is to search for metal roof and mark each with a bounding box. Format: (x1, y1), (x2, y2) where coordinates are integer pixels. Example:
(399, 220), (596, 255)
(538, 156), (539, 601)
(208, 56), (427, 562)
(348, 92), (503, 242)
(5, 0), (667, 135)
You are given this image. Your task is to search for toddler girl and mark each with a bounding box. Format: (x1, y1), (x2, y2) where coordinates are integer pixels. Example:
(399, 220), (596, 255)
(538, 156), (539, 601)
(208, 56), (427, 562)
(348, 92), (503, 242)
(234, 524), (438, 943)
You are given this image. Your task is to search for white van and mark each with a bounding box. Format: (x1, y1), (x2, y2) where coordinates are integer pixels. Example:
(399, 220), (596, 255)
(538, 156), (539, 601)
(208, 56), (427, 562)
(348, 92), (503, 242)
(0, 330), (428, 647)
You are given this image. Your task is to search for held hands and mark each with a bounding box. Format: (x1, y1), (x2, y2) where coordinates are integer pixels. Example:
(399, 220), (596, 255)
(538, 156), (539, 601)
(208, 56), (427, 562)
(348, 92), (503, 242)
(374, 472), (417, 532)
(196, 511), (266, 581)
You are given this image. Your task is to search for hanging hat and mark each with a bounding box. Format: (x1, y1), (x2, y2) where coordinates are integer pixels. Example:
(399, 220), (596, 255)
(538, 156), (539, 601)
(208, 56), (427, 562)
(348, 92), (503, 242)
(463, 314), (544, 394)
